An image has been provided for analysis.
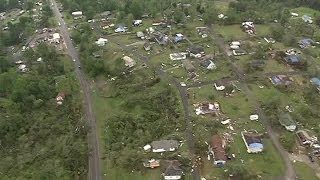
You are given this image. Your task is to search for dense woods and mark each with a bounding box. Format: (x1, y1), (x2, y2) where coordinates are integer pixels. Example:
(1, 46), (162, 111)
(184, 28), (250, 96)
(0, 44), (88, 179)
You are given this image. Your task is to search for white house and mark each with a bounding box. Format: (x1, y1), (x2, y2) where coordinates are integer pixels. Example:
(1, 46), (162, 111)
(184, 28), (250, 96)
(214, 83), (225, 91)
(133, 19), (142, 26)
(51, 33), (60, 43)
(72, 11), (83, 16)
(95, 38), (108, 46)
(151, 140), (179, 153)
(169, 53), (187, 61)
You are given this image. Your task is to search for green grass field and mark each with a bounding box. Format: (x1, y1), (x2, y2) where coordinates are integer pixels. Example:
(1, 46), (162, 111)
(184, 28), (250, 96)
(294, 162), (319, 180)
(216, 25), (247, 40)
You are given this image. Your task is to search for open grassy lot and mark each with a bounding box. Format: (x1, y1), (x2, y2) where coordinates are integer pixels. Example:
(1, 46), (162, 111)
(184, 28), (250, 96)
(216, 25), (247, 40)
(294, 162), (319, 180)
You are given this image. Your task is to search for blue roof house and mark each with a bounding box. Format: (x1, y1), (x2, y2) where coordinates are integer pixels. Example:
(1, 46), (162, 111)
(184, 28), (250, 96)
(284, 54), (301, 64)
(175, 33), (184, 43)
(299, 38), (314, 48)
(310, 78), (320, 91)
(241, 132), (264, 153)
(115, 25), (128, 33)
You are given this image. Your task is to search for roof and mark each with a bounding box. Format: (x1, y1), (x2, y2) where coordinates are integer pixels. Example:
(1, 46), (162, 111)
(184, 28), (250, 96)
(284, 54), (301, 63)
(101, 11), (111, 17)
(270, 75), (293, 86)
(299, 38), (314, 46)
(151, 140), (179, 151)
(52, 33), (60, 39)
(200, 59), (213, 67)
(302, 15), (313, 23)
(210, 135), (227, 161)
(279, 113), (296, 127)
(162, 160), (183, 177)
(311, 78), (320, 87)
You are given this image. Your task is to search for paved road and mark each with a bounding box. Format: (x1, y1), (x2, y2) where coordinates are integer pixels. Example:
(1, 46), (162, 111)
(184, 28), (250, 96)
(107, 37), (201, 180)
(209, 25), (296, 180)
(49, 1), (102, 180)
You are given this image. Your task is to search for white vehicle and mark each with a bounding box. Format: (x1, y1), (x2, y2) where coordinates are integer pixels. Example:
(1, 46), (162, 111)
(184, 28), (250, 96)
(73, 59), (76, 62)
(180, 82), (187, 87)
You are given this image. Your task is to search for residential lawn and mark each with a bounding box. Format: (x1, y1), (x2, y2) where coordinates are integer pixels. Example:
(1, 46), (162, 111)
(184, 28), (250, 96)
(229, 137), (285, 177)
(107, 167), (161, 180)
(216, 25), (247, 40)
(234, 54), (290, 74)
(201, 159), (226, 180)
(249, 83), (305, 107)
(294, 162), (319, 180)
(255, 24), (272, 37)
(108, 34), (140, 46)
(197, 60), (233, 82)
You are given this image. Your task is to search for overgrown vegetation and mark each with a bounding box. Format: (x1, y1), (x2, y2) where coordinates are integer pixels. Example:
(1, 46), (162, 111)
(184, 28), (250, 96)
(104, 69), (184, 170)
(0, 45), (88, 179)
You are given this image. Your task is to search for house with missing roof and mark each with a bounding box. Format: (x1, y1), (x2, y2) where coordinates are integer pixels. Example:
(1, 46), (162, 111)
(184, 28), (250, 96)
(279, 113), (296, 132)
(310, 78), (320, 92)
(56, 92), (65, 105)
(150, 140), (179, 153)
(182, 60), (195, 73)
(241, 132), (264, 153)
(269, 75), (293, 86)
(122, 56), (136, 68)
(296, 130), (318, 146)
(302, 15), (313, 24)
(143, 159), (160, 168)
(188, 46), (205, 58)
(161, 160), (183, 180)
(208, 135), (227, 166)
(195, 102), (220, 116)
(242, 21), (256, 35)
(170, 53), (187, 61)
(154, 32), (169, 45)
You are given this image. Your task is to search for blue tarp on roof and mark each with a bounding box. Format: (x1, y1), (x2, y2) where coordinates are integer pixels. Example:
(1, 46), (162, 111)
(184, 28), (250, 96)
(300, 38), (313, 46)
(285, 55), (300, 63)
(249, 143), (264, 149)
(271, 76), (281, 85)
(175, 34), (184, 42)
(311, 78), (320, 87)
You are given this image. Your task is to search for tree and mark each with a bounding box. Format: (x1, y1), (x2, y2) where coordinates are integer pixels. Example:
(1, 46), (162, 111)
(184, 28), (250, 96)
(203, 6), (218, 25)
(270, 25), (285, 41)
(173, 10), (186, 24)
(279, 8), (291, 25)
